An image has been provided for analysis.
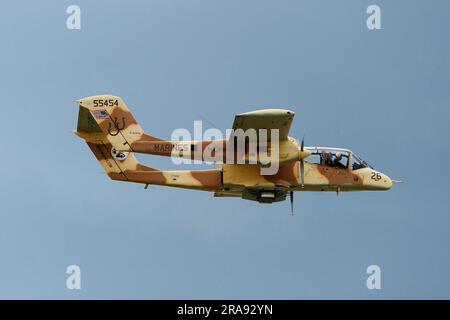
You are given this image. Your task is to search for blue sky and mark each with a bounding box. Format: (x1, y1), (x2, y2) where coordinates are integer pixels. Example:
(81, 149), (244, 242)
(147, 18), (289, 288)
(0, 0), (449, 299)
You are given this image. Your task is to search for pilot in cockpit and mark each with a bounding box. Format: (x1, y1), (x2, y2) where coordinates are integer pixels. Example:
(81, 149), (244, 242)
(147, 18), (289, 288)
(321, 152), (332, 166)
(333, 152), (347, 169)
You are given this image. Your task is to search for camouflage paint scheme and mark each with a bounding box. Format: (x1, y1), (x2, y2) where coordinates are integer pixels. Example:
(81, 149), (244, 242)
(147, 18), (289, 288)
(74, 94), (393, 203)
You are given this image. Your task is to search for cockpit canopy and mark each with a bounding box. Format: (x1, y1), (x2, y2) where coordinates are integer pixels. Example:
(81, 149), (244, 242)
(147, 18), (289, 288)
(305, 147), (372, 170)
(351, 152), (372, 170)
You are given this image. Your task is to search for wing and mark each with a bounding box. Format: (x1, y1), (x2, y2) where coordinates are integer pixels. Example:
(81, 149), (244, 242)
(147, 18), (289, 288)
(231, 109), (295, 141)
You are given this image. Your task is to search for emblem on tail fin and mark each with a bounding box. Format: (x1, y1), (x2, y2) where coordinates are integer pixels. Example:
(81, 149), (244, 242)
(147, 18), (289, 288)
(108, 117), (126, 136)
(111, 147), (129, 161)
(91, 109), (109, 120)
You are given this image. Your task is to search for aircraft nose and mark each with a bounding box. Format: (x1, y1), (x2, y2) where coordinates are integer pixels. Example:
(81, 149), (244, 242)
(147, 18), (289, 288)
(382, 174), (393, 190)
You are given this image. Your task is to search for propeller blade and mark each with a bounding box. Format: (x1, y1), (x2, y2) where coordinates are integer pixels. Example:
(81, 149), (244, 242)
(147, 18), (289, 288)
(290, 190), (294, 215)
(300, 159), (305, 188)
(298, 136), (310, 161)
(300, 136), (305, 188)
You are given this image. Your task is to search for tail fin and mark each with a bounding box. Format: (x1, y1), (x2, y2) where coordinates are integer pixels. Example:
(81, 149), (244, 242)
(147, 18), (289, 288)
(74, 99), (155, 181)
(76, 94), (161, 152)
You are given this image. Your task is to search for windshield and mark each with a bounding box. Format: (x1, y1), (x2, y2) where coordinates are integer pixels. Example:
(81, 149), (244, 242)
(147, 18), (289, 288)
(351, 153), (372, 170)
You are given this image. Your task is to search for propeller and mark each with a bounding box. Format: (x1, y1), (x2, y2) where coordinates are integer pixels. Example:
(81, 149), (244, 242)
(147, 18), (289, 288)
(300, 137), (306, 188)
(290, 190), (294, 215)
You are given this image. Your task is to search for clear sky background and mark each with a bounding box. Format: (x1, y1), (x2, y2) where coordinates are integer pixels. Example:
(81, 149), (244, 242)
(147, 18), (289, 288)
(0, 0), (449, 299)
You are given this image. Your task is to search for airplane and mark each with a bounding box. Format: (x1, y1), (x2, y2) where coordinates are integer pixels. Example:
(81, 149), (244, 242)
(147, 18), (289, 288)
(74, 94), (396, 212)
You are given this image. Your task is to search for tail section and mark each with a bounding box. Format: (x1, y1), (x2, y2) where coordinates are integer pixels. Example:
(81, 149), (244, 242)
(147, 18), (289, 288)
(76, 94), (161, 152)
(74, 97), (222, 191)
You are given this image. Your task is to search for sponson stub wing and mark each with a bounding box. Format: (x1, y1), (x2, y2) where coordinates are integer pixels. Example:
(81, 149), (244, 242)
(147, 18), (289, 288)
(214, 187), (288, 203)
(217, 162), (299, 203)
